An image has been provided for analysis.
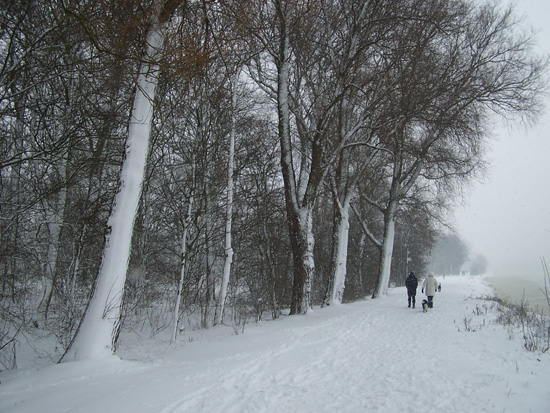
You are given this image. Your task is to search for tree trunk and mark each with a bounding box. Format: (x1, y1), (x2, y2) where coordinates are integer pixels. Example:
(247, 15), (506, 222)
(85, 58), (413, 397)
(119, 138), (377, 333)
(172, 158), (195, 342)
(372, 199), (399, 298)
(61, 14), (169, 361)
(324, 197), (351, 306)
(201, 146), (215, 328)
(39, 158), (67, 320)
(286, 207), (314, 314)
(261, 219), (280, 319)
(215, 70), (239, 325)
(275, 5), (314, 315)
(357, 231), (366, 296)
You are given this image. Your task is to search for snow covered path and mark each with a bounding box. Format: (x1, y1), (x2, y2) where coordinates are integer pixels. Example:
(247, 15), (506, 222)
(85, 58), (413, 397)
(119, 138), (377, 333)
(1, 275), (549, 412)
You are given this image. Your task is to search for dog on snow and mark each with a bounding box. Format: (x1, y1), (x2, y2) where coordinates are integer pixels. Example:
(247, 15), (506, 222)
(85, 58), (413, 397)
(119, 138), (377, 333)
(422, 299), (429, 313)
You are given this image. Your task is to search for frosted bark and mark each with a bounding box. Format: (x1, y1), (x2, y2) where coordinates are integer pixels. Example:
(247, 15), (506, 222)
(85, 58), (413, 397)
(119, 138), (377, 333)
(62, 23), (165, 361)
(300, 207), (315, 313)
(276, 11), (314, 315)
(69, 229), (85, 302)
(215, 70), (240, 326)
(172, 157), (195, 342)
(277, 18), (300, 313)
(201, 129), (215, 328)
(262, 222), (280, 319)
(328, 199), (351, 305)
(371, 159), (423, 298)
(39, 155), (67, 319)
(357, 232), (366, 293)
(372, 200), (398, 298)
(278, 32), (298, 208)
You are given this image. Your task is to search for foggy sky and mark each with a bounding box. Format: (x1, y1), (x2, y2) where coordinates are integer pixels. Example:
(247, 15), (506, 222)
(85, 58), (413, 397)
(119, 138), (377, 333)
(453, 0), (550, 280)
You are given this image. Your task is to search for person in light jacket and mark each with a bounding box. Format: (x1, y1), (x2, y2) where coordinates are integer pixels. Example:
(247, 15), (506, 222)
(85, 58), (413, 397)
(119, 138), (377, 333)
(422, 272), (439, 308)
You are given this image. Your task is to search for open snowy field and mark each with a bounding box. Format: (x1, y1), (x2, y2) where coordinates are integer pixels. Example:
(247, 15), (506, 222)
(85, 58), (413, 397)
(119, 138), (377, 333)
(1, 275), (549, 412)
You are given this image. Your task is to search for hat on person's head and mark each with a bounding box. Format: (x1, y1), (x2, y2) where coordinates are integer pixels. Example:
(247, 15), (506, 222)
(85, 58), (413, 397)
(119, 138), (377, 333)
(428, 272), (435, 276)
(409, 272), (415, 276)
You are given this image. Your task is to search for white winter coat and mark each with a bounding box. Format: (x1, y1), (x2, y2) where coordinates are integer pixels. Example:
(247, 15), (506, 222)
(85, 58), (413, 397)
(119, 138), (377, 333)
(422, 274), (439, 296)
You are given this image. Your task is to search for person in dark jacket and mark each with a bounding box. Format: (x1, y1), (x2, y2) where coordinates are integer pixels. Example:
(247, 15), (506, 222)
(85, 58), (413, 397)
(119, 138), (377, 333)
(405, 272), (418, 308)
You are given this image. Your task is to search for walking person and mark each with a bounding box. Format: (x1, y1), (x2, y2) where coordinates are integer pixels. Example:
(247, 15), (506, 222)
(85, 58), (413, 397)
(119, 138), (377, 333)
(405, 272), (418, 308)
(422, 272), (439, 308)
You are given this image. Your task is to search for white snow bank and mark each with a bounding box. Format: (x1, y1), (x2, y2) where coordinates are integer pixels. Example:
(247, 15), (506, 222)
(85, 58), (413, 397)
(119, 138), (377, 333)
(1, 275), (549, 412)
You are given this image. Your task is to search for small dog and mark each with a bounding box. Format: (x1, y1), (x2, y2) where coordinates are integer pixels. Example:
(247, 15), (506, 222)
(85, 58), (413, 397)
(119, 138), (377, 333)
(422, 300), (429, 313)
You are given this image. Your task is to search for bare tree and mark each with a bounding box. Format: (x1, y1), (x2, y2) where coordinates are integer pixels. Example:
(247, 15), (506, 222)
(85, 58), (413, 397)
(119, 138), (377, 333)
(246, 0), (400, 313)
(369, 0), (545, 298)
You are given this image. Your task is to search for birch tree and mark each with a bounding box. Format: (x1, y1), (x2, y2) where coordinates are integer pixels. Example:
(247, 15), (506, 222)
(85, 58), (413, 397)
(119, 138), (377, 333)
(214, 69), (240, 325)
(172, 157), (195, 342)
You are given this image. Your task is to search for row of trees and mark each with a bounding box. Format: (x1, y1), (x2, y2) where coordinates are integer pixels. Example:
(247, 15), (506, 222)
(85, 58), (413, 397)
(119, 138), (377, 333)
(1, 0), (544, 366)
(428, 232), (471, 276)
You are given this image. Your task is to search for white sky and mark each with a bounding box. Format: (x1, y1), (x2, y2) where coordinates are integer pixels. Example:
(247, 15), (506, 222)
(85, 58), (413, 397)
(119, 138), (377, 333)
(453, 0), (550, 279)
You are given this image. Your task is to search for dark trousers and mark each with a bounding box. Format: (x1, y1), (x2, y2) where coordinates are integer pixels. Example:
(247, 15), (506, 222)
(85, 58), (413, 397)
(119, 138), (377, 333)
(427, 295), (434, 308)
(408, 292), (416, 307)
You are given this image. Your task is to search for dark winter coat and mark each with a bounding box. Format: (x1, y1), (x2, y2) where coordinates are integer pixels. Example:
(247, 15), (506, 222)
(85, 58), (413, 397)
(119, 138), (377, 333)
(405, 274), (418, 293)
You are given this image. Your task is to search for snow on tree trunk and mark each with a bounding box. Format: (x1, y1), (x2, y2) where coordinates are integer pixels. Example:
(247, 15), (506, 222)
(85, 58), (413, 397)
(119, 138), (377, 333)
(201, 146), (215, 328)
(276, 11), (312, 315)
(172, 159), (195, 342)
(260, 220), (280, 319)
(372, 199), (398, 298)
(39, 158), (67, 320)
(371, 157), (422, 299)
(287, 207), (315, 315)
(215, 70), (239, 326)
(326, 198), (351, 305)
(40, 71), (75, 319)
(69, 228), (85, 303)
(300, 207), (315, 313)
(286, 203), (315, 315)
(62, 23), (165, 362)
(357, 231), (366, 294)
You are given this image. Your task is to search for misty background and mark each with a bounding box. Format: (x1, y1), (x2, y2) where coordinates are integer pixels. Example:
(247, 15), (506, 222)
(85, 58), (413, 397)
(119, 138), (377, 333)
(453, 0), (550, 306)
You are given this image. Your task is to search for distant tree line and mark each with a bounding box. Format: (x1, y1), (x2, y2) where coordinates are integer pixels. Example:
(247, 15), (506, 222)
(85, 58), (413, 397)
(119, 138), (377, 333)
(0, 0), (544, 366)
(427, 232), (486, 276)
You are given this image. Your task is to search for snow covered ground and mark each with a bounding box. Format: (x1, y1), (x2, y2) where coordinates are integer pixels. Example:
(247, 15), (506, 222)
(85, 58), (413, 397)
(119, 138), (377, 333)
(1, 275), (549, 412)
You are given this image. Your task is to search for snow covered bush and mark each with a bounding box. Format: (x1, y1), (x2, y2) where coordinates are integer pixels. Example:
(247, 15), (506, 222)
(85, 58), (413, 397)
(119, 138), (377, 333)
(482, 295), (550, 353)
